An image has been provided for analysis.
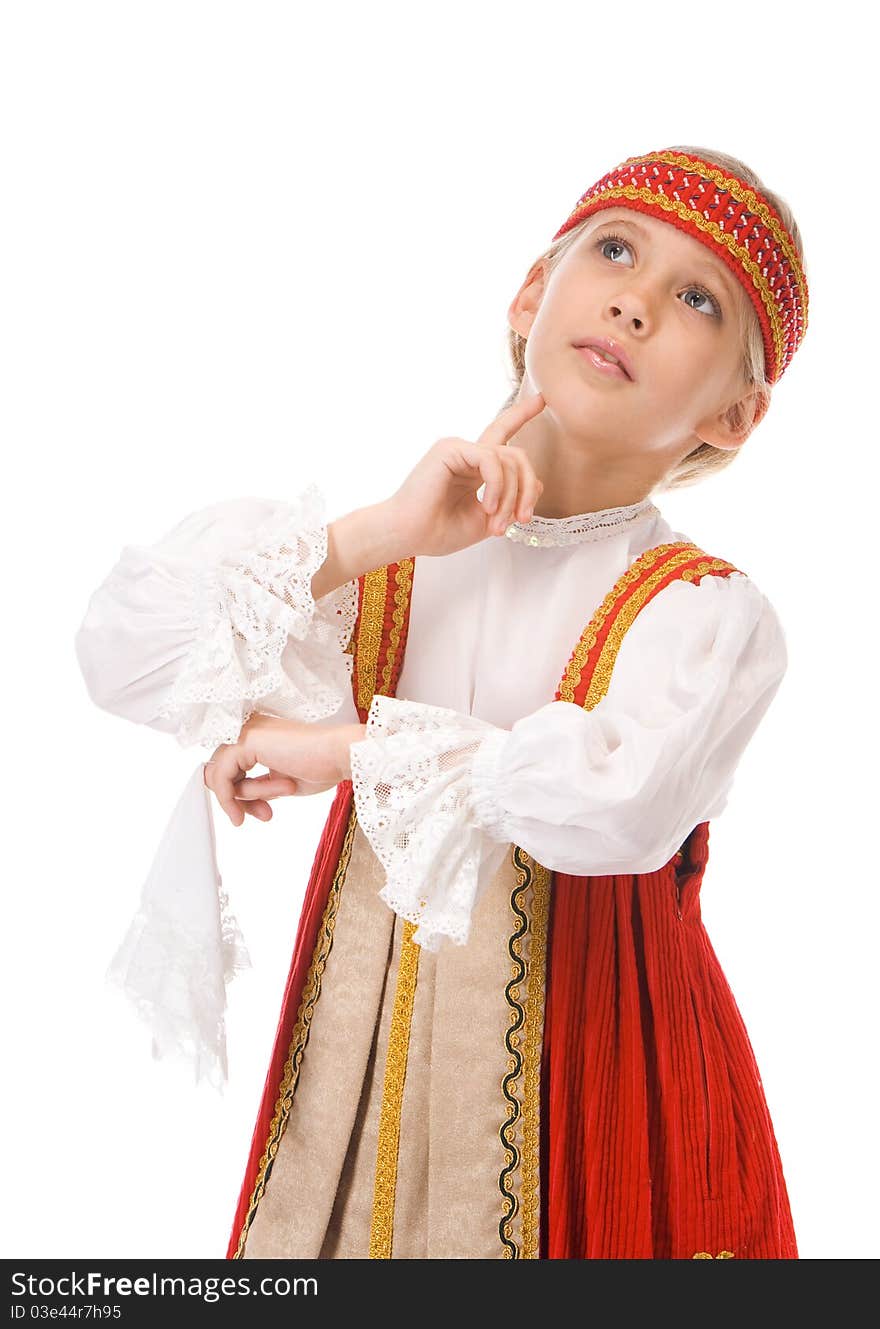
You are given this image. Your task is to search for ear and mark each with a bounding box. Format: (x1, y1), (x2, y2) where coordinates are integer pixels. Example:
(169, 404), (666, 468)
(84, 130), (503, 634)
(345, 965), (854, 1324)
(693, 383), (771, 453)
(507, 259), (548, 340)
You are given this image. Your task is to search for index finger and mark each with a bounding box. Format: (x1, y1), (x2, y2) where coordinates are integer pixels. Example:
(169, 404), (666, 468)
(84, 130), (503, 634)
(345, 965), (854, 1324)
(476, 391), (545, 450)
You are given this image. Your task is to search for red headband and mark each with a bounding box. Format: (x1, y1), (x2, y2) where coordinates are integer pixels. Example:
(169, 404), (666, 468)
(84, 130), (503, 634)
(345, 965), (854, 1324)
(552, 148), (808, 384)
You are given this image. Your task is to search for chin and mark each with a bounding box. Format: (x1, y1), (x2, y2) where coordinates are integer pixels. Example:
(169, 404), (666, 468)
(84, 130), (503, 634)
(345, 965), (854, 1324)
(561, 383), (630, 426)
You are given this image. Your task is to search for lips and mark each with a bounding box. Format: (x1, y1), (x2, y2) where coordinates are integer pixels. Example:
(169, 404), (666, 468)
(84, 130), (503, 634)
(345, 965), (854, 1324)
(573, 337), (635, 381)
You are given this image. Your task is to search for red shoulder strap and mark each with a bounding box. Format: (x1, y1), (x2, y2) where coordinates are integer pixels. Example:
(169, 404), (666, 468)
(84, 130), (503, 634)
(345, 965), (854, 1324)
(555, 542), (742, 710)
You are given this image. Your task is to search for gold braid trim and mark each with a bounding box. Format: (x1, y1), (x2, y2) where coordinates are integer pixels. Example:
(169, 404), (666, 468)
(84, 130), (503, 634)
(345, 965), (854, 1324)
(520, 856), (551, 1257)
(369, 920), (421, 1258)
(381, 560), (414, 697)
(361, 557), (420, 1257)
(499, 849), (552, 1258)
(355, 566), (388, 716)
(693, 1250), (736, 1259)
(558, 544), (703, 705)
(231, 801), (359, 1258)
(585, 556), (736, 710)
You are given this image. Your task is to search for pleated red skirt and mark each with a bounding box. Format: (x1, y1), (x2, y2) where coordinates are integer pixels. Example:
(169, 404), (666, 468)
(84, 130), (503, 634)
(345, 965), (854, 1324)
(539, 819), (797, 1259)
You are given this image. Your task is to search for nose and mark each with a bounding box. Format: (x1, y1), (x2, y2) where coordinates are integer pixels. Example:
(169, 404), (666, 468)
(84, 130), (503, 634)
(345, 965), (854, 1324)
(610, 306), (642, 331)
(607, 282), (654, 331)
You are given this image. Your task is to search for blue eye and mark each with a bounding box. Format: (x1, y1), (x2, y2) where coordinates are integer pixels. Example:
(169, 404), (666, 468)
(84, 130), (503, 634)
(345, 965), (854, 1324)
(598, 234), (632, 264)
(594, 230), (722, 318)
(680, 287), (720, 316)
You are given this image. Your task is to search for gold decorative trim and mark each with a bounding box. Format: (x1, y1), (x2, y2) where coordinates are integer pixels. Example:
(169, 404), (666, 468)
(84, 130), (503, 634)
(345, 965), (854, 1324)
(354, 559), (415, 714)
(355, 566), (388, 715)
(499, 847), (552, 1258)
(369, 919), (422, 1258)
(381, 559), (414, 697)
(585, 556), (735, 709)
(558, 543), (702, 704)
(520, 854), (551, 1258)
(231, 801), (359, 1259)
(692, 1250), (736, 1259)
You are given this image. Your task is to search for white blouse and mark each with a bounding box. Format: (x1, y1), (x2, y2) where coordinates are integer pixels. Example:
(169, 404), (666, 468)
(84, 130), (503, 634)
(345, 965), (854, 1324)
(74, 482), (788, 1082)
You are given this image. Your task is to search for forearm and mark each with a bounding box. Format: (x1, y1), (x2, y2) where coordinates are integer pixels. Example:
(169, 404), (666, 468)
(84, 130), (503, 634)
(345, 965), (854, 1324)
(311, 501), (409, 602)
(335, 722), (368, 780)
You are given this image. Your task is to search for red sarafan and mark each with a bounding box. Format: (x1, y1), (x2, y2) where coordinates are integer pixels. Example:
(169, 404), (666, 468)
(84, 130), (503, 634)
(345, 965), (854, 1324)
(227, 543), (797, 1261)
(541, 819), (796, 1258)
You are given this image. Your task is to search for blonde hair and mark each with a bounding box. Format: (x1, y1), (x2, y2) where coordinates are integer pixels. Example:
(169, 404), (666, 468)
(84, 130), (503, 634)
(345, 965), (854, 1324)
(501, 145), (805, 493)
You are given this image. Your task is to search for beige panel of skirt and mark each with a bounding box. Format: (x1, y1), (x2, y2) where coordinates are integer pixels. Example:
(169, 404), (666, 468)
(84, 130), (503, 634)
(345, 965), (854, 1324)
(241, 816), (549, 1260)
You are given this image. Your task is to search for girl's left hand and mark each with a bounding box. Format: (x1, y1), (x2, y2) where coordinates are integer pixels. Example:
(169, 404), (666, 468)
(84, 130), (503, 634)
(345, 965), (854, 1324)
(204, 713), (367, 826)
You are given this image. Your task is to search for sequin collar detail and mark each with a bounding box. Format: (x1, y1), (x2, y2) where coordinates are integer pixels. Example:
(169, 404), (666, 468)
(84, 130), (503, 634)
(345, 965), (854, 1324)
(503, 495), (661, 547)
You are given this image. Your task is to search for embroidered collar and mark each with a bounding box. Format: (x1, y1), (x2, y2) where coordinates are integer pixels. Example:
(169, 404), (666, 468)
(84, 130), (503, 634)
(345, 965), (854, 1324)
(503, 495), (661, 547)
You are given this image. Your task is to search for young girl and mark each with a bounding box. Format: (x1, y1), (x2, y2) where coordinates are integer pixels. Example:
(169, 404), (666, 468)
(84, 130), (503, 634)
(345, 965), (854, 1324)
(75, 145), (807, 1260)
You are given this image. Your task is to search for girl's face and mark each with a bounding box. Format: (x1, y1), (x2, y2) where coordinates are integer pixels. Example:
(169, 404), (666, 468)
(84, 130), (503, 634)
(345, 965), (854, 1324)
(509, 208), (761, 465)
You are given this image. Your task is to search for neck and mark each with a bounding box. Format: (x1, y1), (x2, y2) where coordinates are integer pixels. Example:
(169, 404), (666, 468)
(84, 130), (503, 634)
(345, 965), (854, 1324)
(507, 401), (667, 517)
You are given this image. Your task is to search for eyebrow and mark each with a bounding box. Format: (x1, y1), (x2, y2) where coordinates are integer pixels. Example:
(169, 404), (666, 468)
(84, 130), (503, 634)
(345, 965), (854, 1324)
(589, 213), (738, 302)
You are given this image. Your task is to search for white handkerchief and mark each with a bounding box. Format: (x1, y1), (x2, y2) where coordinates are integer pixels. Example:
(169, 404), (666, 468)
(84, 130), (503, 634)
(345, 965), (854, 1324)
(106, 760), (250, 1087)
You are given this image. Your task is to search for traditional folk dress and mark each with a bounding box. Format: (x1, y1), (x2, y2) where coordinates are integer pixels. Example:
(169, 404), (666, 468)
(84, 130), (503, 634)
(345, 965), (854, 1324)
(75, 482), (798, 1260)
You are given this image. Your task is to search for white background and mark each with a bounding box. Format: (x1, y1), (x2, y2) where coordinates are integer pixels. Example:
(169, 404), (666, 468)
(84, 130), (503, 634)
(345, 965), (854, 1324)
(2, 0), (877, 1261)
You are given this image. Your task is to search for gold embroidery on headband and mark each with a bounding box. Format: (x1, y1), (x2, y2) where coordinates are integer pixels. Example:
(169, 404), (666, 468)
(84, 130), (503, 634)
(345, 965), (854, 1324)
(569, 186), (787, 377)
(621, 150), (807, 322)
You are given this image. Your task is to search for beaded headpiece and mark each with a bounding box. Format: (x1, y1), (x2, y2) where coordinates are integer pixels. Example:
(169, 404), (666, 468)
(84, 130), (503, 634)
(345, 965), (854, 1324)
(552, 148), (808, 384)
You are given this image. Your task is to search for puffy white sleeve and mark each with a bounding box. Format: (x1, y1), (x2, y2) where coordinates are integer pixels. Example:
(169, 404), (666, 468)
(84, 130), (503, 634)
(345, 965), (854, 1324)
(348, 573), (788, 953)
(76, 483), (362, 1086)
(74, 482), (360, 750)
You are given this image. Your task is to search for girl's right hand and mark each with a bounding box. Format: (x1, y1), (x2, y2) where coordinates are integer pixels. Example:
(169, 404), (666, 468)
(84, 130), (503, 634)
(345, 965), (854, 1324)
(386, 391), (547, 558)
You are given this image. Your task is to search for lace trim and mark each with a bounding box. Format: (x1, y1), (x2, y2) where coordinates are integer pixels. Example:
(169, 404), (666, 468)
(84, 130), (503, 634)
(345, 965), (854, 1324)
(105, 889), (251, 1089)
(155, 483), (360, 750)
(349, 695), (511, 951)
(105, 761), (252, 1089)
(469, 724), (513, 839)
(503, 497), (660, 547)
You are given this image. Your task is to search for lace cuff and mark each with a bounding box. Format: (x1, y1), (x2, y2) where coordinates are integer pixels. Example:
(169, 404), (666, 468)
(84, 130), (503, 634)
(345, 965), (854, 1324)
(349, 695), (513, 951)
(154, 484), (359, 749)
